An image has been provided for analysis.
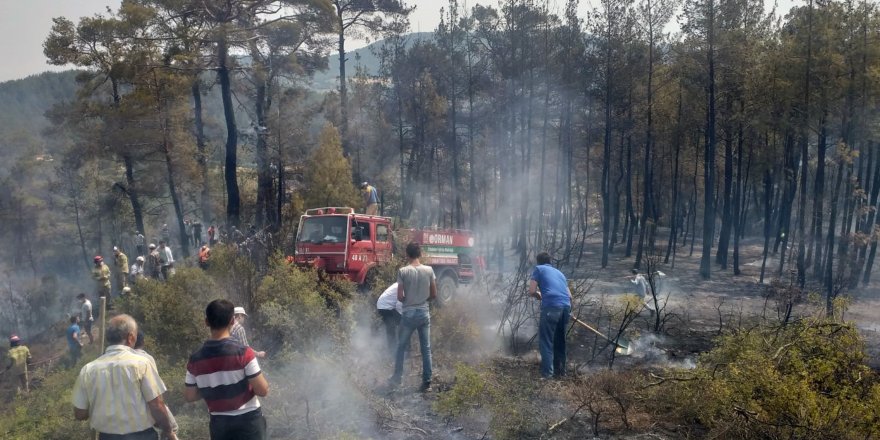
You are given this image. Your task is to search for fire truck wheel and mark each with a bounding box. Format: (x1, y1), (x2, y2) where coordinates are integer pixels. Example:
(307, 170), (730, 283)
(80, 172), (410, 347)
(437, 274), (458, 304)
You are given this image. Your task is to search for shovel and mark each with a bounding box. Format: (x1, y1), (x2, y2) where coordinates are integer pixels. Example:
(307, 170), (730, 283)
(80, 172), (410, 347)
(572, 316), (634, 356)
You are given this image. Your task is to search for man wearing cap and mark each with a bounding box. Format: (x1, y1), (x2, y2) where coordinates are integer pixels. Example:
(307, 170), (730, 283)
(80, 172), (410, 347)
(92, 256), (112, 306)
(230, 307), (266, 359)
(5, 335), (32, 395)
(361, 182), (379, 215)
(131, 256), (147, 282)
(147, 244), (161, 279)
(73, 314), (177, 440)
(114, 247), (130, 292)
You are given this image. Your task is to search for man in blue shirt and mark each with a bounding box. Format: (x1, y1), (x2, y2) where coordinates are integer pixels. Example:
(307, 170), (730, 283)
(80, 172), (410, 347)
(66, 316), (83, 368)
(529, 252), (572, 378)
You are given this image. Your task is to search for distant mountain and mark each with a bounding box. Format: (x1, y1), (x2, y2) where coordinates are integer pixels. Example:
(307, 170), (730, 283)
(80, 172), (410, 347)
(311, 32), (434, 90)
(0, 32), (435, 168)
(0, 70), (81, 167)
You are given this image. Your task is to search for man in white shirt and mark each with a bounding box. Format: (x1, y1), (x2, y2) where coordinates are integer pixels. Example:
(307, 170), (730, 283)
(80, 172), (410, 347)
(76, 293), (94, 345)
(158, 240), (175, 280)
(376, 283), (403, 359)
(131, 256), (146, 282)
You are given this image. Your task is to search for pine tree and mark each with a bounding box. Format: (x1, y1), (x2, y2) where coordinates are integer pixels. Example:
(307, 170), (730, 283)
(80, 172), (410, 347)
(302, 123), (360, 209)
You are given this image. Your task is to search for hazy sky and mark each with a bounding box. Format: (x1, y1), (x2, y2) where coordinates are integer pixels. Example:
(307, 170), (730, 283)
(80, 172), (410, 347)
(0, 0), (796, 83)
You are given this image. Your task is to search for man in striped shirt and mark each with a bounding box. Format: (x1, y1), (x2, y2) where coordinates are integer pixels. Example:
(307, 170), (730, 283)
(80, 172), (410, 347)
(185, 299), (270, 440)
(72, 314), (176, 440)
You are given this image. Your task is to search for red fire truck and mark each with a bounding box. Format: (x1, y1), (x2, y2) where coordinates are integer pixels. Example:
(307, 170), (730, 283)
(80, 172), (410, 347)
(293, 207), (479, 301)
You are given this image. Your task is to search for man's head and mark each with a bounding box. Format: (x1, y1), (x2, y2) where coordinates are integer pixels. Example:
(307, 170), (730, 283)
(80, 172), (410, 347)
(70, 315), (79, 324)
(206, 299), (235, 330)
(536, 252), (552, 266)
(9, 335), (20, 348)
(113, 246), (120, 256)
(233, 307), (247, 322)
(159, 240), (166, 248)
(233, 306), (247, 323)
(76, 292), (86, 302)
(361, 181), (368, 189)
(93, 255), (103, 266)
(136, 231), (141, 235)
(149, 243), (157, 251)
(631, 268), (639, 275)
(136, 256), (145, 264)
(405, 242), (422, 260)
(106, 314), (138, 347)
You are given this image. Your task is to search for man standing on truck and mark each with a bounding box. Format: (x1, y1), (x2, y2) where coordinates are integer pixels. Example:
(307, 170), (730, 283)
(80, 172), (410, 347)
(390, 242), (436, 392)
(361, 182), (379, 215)
(528, 252), (572, 379)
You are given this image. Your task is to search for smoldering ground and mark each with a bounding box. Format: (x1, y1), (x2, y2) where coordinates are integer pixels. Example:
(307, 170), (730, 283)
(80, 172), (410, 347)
(254, 288), (505, 439)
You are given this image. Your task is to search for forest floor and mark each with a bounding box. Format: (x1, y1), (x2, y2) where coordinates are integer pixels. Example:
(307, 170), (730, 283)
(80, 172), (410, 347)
(361, 234), (880, 439)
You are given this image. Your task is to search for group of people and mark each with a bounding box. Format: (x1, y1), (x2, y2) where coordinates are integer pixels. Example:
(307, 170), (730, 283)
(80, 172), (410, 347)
(91, 243), (177, 306)
(374, 245), (574, 386)
(68, 300), (268, 440)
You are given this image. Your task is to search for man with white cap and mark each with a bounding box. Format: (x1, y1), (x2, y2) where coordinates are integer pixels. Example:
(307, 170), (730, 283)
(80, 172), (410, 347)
(130, 256), (146, 282)
(231, 307), (266, 358)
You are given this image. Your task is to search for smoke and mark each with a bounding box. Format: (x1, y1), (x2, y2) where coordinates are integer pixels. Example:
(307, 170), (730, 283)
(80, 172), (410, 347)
(627, 333), (697, 370)
(0, 264), (94, 344)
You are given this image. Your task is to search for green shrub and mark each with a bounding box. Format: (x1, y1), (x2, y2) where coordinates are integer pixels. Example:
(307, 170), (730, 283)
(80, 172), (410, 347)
(651, 319), (880, 439)
(253, 258), (352, 356)
(435, 363), (495, 418)
(431, 299), (484, 354)
(117, 268), (218, 363)
(0, 367), (90, 440)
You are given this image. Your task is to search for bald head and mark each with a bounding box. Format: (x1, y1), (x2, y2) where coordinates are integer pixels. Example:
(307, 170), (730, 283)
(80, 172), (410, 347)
(106, 314), (138, 346)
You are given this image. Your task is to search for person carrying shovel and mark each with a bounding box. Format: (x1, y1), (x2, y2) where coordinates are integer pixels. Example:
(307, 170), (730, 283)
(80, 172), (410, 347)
(529, 252), (572, 379)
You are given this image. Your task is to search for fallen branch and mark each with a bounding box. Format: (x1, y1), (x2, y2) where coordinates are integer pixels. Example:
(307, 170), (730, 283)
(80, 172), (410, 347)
(541, 403), (588, 439)
(643, 372), (699, 387)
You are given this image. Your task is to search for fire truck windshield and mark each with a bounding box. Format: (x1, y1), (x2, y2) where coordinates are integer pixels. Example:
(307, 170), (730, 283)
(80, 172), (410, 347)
(298, 216), (348, 244)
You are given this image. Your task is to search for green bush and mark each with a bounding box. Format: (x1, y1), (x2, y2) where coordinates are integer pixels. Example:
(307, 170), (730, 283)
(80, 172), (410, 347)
(253, 258), (352, 356)
(117, 269), (218, 363)
(651, 319), (880, 439)
(0, 367), (90, 440)
(435, 363), (495, 418)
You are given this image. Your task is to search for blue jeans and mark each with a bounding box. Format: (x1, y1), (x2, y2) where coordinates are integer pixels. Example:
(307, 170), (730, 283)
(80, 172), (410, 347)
(392, 308), (432, 385)
(539, 306), (570, 378)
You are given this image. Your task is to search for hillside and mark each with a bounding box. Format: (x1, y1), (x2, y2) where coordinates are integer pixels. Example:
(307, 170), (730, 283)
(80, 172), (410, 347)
(0, 32), (434, 168)
(0, 70), (80, 164)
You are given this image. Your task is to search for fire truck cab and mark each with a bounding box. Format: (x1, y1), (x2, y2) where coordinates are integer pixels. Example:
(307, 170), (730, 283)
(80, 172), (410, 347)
(294, 207), (393, 287)
(294, 207), (479, 302)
